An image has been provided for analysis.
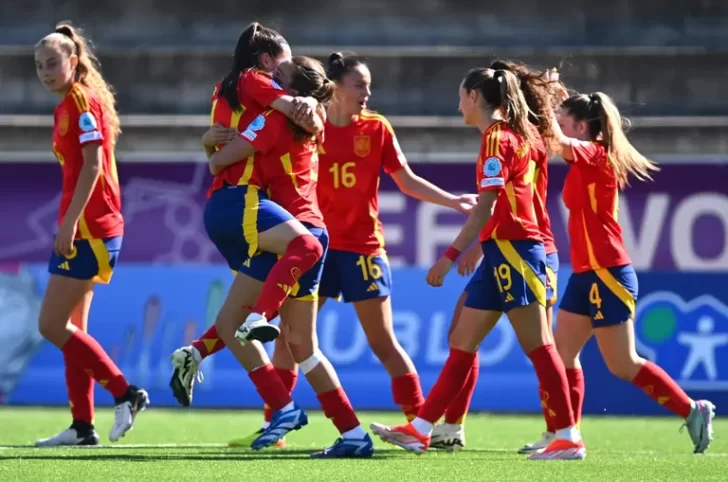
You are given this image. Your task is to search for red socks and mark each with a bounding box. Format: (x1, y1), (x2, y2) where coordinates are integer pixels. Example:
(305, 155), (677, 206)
(264, 368), (298, 422)
(566, 368), (585, 426)
(528, 344), (575, 431)
(248, 364), (292, 413)
(64, 358), (94, 424)
(62, 331), (129, 398)
(419, 348), (476, 424)
(632, 361), (692, 418)
(392, 373), (424, 421)
(192, 325), (226, 359)
(317, 387), (360, 434)
(445, 353), (479, 424)
(251, 234), (323, 318)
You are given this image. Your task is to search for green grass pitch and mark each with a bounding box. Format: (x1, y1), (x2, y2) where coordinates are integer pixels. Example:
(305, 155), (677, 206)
(0, 407), (726, 481)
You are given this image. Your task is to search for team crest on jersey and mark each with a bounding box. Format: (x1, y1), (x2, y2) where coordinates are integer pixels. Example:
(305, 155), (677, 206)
(354, 135), (371, 157)
(58, 110), (70, 136)
(483, 157), (502, 177)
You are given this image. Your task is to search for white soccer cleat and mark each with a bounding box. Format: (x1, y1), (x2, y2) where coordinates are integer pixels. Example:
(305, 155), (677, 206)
(169, 346), (202, 407)
(518, 431), (555, 454)
(235, 313), (280, 344)
(109, 386), (150, 442)
(430, 423), (466, 452)
(683, 399), (716, 454)
(35, 426), (99, 447)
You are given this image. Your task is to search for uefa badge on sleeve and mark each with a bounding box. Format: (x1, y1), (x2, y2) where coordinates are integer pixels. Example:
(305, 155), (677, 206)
(483, 157), (502, 177)
(78, 112), (98, 133)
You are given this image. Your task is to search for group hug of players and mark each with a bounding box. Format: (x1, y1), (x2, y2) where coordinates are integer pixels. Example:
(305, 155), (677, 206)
(32, 20), (715, 460)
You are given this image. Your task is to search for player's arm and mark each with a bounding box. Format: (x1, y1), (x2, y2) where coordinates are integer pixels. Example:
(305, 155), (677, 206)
(384, 124), (476, 213)
(448, 191), (498, 252)
(245, 70), (323, 135)
(207, 113), (281, 174)
(63, 110), (105, 231)
(548, 102), (601, 165)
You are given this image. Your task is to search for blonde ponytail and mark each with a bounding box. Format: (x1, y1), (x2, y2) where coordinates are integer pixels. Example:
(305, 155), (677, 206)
(53, 24), (121, 145)
(494, 69), (538, 147)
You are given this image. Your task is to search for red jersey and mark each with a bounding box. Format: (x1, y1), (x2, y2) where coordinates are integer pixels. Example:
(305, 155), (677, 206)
(531, 132), (557, 254)
(207, 69), (287, 196)
(562, 141), (632, 273)
(317, 111), (407, 255)
(240, 110), (325, 227)
(476, 122), (542, 243)
(52, 83), (123, 239)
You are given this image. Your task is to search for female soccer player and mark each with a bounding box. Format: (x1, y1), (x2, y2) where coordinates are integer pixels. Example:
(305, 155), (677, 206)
(431, 60), (563, 453)
(169, 21), (326, 405)
(203, 56), (373, 457)
(33, 24), (148, 447)
(272, 52), (477, 417)
(371, 68), (584, 461)
(548, 91), (715, 453)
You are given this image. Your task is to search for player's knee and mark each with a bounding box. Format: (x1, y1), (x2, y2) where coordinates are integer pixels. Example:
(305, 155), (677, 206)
(297, 348), (324, 374)
(368, 336), (399, 364)
(291, 234), (323, 264)
(604, 355), (642, 381)
(38, 313), (65, 344)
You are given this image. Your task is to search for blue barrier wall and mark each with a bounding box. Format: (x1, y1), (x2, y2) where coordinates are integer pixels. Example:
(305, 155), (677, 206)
(3, 264), (727, 415)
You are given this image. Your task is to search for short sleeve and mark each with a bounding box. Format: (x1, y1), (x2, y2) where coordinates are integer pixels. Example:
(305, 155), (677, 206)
(240, 111), (285, 153)
(69, 88), (104, 146)
(381, 120), (407, 174)
(568, 140), (605, 167)
(242, 69), (287, 107)
(476, 129), (510, 192)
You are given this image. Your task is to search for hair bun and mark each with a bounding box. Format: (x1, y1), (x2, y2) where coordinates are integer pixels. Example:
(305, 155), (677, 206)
(55, 24), (74, 37)
(327, 52), (344, 67)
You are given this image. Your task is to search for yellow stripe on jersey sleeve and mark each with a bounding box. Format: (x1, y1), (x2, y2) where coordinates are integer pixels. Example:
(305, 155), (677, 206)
(360, 110), (394, 135)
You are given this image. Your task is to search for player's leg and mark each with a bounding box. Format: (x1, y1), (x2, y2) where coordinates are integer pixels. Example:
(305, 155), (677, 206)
(371, 256), (501, 454)
(432, 290), (474, 451)
(36, 290), (98, 446)
(39, 237), (148, 444)
(239, 203), (325, 343)
(214, 268), (308, 450)
(340, 251), (424, 422)
(486, 240), (582, 461)
(591, 265), (714, 453)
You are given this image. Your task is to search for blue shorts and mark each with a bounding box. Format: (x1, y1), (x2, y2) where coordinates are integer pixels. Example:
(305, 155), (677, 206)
(240, 225), (329, 301)
(47, 236), (122, 284)
(560, 264), (638, 328)
(545, 252), (560, 305)
(319, 249), (392, 303)
(204, 185), (294, 271)
(464, 240), (548, 313)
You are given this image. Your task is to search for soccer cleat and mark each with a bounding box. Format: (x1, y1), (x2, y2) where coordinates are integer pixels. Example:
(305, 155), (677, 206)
(35, 426), (99, 447)
(251, 403), (307, 450)
(169, 346), (203, 407)
(518, 431), (555, 454)
(310, 434), (374, 458)
(235, 313), (280, 344)
(370, 422), (430, 455)
(228, 428), (286, 448)
(683, 399), (716, 454)
(527, 438), (586, 460)
(430, 423), (465, 452)
(109, 385), (150, 442)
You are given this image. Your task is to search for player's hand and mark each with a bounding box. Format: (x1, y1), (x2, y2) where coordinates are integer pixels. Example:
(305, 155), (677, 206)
(202, 124), (237, 148)
(292, 97), (318, 129)
(457, 244), (483, 277)
(452, 193), (479, 215)
(54, 220), (77, 257)
(426, 256), (453, 287)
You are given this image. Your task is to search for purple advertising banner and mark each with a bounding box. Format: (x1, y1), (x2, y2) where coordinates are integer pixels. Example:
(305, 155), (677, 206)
(0, 162), (727, 270)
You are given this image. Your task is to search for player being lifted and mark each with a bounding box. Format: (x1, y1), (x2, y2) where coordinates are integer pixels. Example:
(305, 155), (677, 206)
(33, 23), (149, 447)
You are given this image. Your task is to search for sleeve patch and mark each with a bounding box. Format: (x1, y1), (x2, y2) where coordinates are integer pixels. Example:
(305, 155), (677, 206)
(79, 131), (103, 143)
(78, 112), (98, 132)
(483, 157), (502, 177)
(481, 177), (505, 188)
